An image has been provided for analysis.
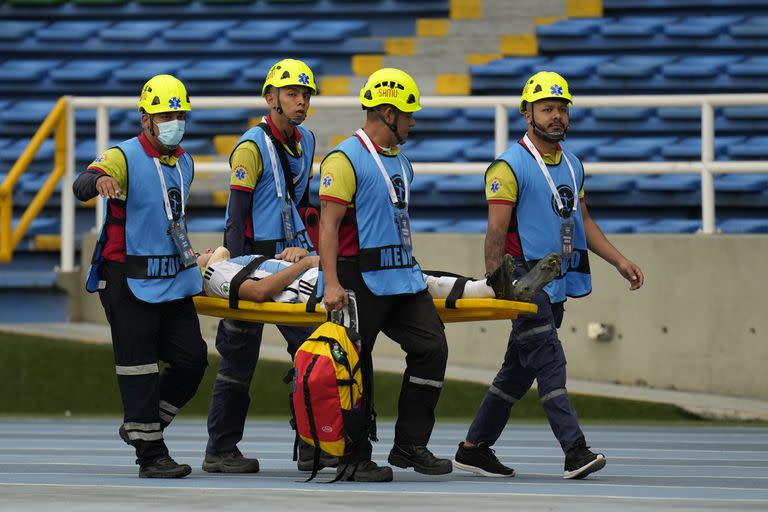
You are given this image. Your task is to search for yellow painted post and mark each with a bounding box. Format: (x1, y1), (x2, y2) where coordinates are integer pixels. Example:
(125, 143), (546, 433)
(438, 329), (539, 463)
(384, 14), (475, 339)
(0, 97), (66, 261)
(0, 187), (10, 262)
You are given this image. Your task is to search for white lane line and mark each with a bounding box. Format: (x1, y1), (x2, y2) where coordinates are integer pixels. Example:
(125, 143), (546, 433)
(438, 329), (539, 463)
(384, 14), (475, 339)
(1, 482), (767, 503)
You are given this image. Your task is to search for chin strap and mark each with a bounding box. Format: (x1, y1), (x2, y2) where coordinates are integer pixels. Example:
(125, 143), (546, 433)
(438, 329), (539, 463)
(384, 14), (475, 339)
(374, 108), (404, 146)
(530, 104), (567, 143)
(274, 88), (303, 127)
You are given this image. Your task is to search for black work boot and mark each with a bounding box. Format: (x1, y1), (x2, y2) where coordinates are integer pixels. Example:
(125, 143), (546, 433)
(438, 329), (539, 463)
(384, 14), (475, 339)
(202, 447), (260, 473)
(564, 438), (606, 479)
(335, 460), (393, 482)
(508, 252), (561, 302)
(139, 455), (192, 478)
(297, 440), (339, 472)
(388, 444), (453, 475)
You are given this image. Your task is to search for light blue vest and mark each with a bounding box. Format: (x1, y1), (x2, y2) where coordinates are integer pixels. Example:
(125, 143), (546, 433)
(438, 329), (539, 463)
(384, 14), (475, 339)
(227, 125), (315, 255)
(86, 137), (202, 302)
(497, 143), (592, 302)
(324, 136), (426, 296)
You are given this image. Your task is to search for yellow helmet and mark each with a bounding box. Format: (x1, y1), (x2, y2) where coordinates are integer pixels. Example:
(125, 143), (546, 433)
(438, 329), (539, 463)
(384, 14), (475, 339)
(262, 58), (317, 96)
(359, 68), (421, 113)
(519, 71), (572, 113)
(138, 74), (191, 114)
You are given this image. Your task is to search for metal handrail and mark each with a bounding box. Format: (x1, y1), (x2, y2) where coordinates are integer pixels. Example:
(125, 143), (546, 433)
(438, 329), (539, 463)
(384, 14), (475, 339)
(53, 93), (768, 272)
(0, 97), (67, 263)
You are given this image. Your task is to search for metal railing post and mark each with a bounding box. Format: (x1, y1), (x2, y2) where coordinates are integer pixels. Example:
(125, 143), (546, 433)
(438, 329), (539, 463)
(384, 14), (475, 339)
(94, 104), (109, 231)
(700, 101), (716, 234)
(494, 104), (508, 157)
(61, 97), (76, 272)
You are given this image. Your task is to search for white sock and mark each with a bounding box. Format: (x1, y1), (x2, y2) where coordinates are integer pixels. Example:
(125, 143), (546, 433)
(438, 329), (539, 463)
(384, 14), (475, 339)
(425, 275), (495, 299)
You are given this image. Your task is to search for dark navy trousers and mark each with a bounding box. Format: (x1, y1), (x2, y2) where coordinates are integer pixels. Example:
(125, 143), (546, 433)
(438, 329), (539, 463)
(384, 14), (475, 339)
(466, 286), (584, 453)
(205, 318), (313, 455)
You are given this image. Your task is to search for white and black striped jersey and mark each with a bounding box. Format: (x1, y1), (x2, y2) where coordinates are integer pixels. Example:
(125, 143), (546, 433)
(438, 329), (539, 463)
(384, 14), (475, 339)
(203, 255), (319, 303)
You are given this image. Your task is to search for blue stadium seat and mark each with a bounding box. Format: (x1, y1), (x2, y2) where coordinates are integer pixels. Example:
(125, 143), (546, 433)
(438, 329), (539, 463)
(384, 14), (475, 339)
(291, 20), (368, 43)
(728, 16), (768, 38)
(464, 140), (495, 162)
(593, 218), (644, 233)
(469, 57), (542, 78)
(663, 15), (743, 39)
(727, 136), (768, 159)
(597, 56), (676, 79)
(635, 174), (700, 192)
(0, 60), (60, 84)
(727, 56), (768, 77)
(227, 20), (303, 43)
(0, 139), (55, 166)
(718, 218), (768, 233)
(49, 60), (124, 82)
(561, 137), (614, 161)
(591, 108), (654, 122)
(36, 21), (112, 42)
(600, 16), (667, 38)
(176, 59), (254, 85)
(415, 108), (460, 122)
(662, 55), (742, 78)
(100, 21), (175, 42)
(435, 174), (485, 194)
(112, 60), (191, 83)
(595, 137), (673, 161)
(536, 18), (604, 51)
(407, 139), (472, 162)
(635, 219), (701, 233)
(0, 21), (46, 41)
(164, 21), (239, 43)
(0, 101), (56, 127)
(539, 55), (612, 78)
(409, 174), (439, 194)
(585, 175), (640, 193)
(714, 174), (768, 192)
(661, 136), (744, 160)
(722, 106), (768, 121)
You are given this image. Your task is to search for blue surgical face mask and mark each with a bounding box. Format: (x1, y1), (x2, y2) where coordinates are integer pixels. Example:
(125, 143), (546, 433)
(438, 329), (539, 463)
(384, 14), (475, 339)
(157, 119), (185, 147)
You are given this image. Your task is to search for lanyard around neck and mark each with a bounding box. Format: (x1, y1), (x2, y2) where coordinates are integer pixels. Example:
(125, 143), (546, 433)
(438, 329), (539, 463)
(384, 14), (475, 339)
(356, 128), (409, 207)
(522, 134), (577, 215)
(153, 157), (184, 221)
(263, 126), (302, 203)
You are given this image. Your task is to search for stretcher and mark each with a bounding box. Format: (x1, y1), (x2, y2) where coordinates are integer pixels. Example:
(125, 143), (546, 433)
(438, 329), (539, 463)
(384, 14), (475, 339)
(193, 296), (538, 326)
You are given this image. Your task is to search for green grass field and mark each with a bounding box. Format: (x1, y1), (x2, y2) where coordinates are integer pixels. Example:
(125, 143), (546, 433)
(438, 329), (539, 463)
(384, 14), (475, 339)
(0, 331), (718, 424)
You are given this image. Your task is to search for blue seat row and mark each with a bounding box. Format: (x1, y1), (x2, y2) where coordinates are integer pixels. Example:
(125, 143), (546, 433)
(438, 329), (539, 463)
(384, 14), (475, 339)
(400, 215), (768, 234)
(536, 15), (768, 53)
(471, 54), (768, 94)
(0, 0), (448, 20)
(0, 57), (334, 95)
(0, 19), (382, 59)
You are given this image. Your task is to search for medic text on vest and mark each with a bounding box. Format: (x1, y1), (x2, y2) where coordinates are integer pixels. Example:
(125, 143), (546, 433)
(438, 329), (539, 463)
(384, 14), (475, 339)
(147, 255), (184, 277)
(379, 246), (412, 269)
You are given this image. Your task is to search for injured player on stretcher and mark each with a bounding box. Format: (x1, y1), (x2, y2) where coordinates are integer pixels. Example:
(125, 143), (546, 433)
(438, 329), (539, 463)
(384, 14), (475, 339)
(197, 246), (560, 305)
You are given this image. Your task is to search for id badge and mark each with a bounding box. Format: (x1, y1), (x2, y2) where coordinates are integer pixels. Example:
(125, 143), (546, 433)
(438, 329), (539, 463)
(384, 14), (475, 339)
(560, 216), (575, 259)
(395, 209), (412, 248)
(168, 219), (197, 267)
(280, 200), (296, 242)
